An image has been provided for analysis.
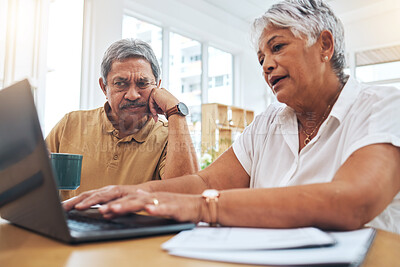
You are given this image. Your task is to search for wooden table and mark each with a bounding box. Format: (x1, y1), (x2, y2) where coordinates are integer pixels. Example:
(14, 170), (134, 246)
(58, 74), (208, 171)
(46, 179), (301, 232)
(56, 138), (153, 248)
(0, 218), (399, 267)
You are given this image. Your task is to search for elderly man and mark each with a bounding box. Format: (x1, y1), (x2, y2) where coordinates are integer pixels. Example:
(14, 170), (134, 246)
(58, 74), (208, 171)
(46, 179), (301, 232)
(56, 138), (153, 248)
(46, 39), (198, 201)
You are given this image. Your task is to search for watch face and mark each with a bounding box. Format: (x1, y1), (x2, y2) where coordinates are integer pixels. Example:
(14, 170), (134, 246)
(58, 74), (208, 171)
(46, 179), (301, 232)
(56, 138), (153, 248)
(177, 102), (189, 116)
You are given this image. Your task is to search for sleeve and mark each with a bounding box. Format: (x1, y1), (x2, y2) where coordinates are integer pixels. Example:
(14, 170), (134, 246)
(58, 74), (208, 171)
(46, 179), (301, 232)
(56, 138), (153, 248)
(45, 114), (69, 153)
(155, 142), (168, 179)
(232, 104), (281, 175)
(343, 86), (400, 161)
(232, 121), (256, 175)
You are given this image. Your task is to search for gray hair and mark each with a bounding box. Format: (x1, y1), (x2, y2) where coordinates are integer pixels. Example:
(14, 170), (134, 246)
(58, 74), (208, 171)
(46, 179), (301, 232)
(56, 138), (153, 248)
(252, 0), (347, 84)
(101, 38), (161, 84)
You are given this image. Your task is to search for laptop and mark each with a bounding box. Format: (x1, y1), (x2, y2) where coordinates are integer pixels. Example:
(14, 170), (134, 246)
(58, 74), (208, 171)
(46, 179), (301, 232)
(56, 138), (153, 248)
(0, 79), (195, 244)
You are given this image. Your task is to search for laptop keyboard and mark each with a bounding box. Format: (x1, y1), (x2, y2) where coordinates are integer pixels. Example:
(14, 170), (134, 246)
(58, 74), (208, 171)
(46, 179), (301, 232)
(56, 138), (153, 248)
(67, 211), (128, 232)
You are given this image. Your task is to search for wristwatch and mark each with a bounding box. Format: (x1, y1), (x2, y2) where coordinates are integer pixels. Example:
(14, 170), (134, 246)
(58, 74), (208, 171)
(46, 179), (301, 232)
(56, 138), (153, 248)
(202, 189), (220, 226)
(165, 102), (189, 119)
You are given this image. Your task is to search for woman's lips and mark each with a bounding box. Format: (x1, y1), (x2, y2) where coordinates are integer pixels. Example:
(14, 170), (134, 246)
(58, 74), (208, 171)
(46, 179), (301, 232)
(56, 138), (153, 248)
(272, 76), (287, 91)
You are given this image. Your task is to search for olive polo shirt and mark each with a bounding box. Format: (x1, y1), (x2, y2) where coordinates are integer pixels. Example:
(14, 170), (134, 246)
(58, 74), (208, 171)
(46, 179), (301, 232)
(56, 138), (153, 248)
(46, 103), (168, 201)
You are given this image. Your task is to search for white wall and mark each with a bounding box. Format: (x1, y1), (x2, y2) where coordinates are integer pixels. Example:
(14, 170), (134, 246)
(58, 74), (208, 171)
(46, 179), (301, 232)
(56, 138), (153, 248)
(239, 50), (270, 115)
(80, 0), (124, 110)
(1, 0), (50, 127)
(337, 0), (400, 75)
(341, 0), (400, 52)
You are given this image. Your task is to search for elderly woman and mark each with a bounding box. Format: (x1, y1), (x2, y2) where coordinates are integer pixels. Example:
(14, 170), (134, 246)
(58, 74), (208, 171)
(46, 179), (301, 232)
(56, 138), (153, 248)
(64, 0), (400, 233)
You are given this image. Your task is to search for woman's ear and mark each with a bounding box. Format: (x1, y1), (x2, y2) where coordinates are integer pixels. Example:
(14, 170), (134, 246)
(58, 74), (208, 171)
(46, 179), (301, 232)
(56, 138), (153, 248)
(319, 30), (334, 62)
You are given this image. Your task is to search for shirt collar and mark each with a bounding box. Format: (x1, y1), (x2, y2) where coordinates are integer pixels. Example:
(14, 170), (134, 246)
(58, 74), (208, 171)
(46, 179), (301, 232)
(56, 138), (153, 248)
(329, 75), (360, 124)
(102, 102), (115, 133)
(102, 102), (155, 143)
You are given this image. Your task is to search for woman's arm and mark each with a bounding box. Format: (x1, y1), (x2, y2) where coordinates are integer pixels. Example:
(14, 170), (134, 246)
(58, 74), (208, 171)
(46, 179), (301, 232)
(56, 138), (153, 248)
(130, 143), (399, 230)
(67, 143), (400, 231)
(63, 147), (250, 211)
(213, 144), (400, 229)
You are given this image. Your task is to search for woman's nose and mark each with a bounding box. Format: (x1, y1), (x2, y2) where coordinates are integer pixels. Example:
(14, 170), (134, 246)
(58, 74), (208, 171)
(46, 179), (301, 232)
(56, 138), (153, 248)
(262, 56), (276, 74)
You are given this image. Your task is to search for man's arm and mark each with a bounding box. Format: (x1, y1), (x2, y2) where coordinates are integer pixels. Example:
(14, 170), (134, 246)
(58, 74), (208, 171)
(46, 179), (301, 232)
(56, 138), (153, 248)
(162, 115), (198, 178)
(148, 87), (199, 178)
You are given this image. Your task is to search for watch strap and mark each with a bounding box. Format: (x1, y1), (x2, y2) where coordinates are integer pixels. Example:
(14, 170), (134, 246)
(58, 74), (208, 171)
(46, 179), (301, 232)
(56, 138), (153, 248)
(202, 189), (220, 226)
(206, 196), (219, 226)
(165, 105), (179, 119)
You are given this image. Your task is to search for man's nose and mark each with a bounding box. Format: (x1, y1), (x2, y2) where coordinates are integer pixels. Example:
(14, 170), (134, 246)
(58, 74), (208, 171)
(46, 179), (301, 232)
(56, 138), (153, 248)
(124, 85), (141, 101)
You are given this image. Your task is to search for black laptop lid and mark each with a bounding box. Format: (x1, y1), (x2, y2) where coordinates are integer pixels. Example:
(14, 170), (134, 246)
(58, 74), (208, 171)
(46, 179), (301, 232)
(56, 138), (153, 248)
(0, 79), (71, 241)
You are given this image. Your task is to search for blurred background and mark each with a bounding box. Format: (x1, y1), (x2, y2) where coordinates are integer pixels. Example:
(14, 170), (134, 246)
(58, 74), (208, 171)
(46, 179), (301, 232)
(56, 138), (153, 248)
(1, 0), (399, 162)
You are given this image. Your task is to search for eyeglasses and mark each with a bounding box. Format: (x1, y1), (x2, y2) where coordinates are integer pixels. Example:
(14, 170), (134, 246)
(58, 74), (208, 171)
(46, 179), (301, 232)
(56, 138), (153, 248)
(109, 80), (157, 92)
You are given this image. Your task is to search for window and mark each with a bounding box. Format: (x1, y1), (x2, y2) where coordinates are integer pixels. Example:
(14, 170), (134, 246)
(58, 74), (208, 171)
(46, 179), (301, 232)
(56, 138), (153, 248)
(0, 0), (40, 90)
(44, 0), (84, 136)
(121, 15), (236, 157)
(190, 55), (201, 62)
(215, 75), (224, 87)
(169, 32), (202, 152)
(208, 46), (233, 105)
(355, 45), (400, 90)
(189, 83), (200, 92)
(122, 15), (162, 69)
(169, 32), (202, 121)
(356, 61), (400, 89)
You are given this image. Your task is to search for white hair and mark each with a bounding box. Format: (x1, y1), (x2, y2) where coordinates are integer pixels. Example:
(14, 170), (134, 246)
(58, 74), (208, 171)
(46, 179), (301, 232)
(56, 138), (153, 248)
(252, 0), (347, 83)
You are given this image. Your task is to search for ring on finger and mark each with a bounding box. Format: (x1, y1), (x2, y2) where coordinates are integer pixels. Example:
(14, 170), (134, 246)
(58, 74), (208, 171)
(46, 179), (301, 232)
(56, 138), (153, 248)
(152, 198), (159, 206)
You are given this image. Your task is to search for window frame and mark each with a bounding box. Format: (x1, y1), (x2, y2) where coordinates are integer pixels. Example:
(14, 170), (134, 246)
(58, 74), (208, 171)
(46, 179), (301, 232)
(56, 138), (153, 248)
(122, 12), (236, 107)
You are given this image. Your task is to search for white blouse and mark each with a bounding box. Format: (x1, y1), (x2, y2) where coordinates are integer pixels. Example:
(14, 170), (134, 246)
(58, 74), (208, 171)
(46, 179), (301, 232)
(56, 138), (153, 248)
(233, 76), (400, 233)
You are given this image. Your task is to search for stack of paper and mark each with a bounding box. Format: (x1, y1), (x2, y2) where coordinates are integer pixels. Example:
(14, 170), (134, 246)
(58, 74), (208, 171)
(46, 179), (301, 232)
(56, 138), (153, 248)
(162, 227), (375, 266)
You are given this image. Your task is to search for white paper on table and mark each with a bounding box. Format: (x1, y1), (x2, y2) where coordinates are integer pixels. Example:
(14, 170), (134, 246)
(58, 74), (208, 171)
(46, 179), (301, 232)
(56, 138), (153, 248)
(162, 226), (335, 251)
(165, 228), (376, 266)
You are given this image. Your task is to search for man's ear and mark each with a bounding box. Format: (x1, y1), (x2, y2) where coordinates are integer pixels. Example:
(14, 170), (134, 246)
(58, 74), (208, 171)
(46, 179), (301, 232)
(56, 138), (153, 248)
(319, 30), (334, 61)
(99, 77), (107, 97)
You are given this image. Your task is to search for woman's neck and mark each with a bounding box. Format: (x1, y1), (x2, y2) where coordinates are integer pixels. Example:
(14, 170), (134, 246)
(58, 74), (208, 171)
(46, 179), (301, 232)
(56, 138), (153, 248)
(296, 78), (343, 130)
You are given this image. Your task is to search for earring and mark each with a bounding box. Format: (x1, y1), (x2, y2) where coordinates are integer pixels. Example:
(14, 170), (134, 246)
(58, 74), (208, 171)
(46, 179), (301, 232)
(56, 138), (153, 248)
(324, 56), (329, 62)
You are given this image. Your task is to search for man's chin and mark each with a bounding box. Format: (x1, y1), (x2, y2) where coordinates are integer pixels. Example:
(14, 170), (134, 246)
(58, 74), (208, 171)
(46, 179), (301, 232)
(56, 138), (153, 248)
(116, 112), (151, 132)
(119, 108), (151, 121)
(121, 105), (146, 112)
